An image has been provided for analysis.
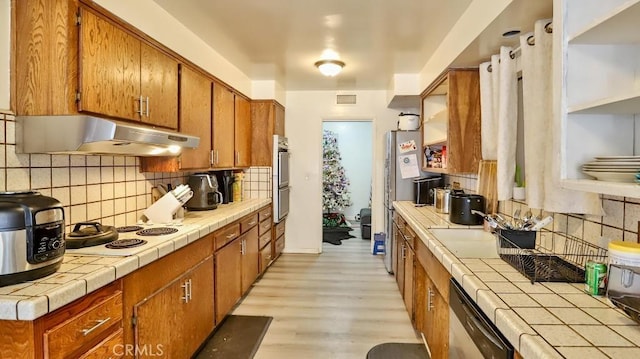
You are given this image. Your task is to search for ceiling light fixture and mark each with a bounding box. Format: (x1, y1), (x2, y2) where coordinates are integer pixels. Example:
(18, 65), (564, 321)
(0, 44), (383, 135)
(314, 59), (345, 77)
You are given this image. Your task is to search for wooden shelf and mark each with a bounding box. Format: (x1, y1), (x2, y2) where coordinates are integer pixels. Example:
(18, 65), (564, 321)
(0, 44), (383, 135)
(422, 167), (449, 174)
(568, 90), (640, 114)
(569, 0), (640, 44)
(562, 178), (640, 198)
(428, 109), (448, 123)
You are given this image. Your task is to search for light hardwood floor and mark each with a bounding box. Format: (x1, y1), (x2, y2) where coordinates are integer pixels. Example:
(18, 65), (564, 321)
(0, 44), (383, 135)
(232, 227), (421, 359)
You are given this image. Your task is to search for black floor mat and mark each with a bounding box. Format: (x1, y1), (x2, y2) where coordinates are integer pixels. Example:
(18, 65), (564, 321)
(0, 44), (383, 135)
(366, 343), (430, 359)
(194, 315), (272, 359)
(322, 226), (355, 245)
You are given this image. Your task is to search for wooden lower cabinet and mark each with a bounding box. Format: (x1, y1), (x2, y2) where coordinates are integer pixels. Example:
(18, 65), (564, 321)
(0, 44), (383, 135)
(259, 244), (272, 273)
(134, 256), (214, 358)
(241, 226), (260, 294)
(403, 243), (415, 319)
(0, 281), (124, 359)
(396, 213), (452, 359)
(215, 237), (243, 323)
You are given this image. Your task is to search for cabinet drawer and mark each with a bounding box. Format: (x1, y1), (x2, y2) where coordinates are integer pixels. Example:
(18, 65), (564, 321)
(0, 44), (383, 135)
(416, 239), (450, 301)
(214, 223), (241, 250)
(240, 213), (259, 233)
(259, 245), (272, 273)
(274, 221), (285, 239)
(258, 218), (272, 236)
(274, 234), (285, 257)
(259, 231), (271, 250)
(78, 328), (123, 359)
(44, 291), (123, 359)
(258, 206), (272, 222)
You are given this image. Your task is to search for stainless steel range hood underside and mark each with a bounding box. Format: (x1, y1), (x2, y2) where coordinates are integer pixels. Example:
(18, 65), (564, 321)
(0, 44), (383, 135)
(16, 115), (200, 157)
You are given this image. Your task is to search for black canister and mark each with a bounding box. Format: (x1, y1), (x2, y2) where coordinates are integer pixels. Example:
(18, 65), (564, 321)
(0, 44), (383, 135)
(449, 193), (486, 225)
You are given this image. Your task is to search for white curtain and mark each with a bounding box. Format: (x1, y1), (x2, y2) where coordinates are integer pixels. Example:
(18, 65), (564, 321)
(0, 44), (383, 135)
(496, 46), (518, 201)
(479, 62), (496, 160)
(521, 19), (602, 214)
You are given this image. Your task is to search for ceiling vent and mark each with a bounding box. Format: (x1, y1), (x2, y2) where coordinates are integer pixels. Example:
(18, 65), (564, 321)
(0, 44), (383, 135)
(336, 94), (356, 105)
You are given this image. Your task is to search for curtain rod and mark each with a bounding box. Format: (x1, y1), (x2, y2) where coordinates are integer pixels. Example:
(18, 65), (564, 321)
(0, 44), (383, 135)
(487, 21), (552, 72)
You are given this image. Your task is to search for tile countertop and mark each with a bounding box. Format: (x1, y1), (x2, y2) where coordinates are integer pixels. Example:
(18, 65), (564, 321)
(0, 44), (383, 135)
(393, 201), (640, 359)
(0, 198), (271, 321)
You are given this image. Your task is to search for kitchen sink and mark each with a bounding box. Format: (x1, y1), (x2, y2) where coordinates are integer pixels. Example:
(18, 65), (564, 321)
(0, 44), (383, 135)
(429, 228), (499, 259)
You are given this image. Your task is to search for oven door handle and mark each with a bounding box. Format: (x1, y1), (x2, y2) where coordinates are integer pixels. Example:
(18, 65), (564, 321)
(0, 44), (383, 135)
(461, 302), (505, 350)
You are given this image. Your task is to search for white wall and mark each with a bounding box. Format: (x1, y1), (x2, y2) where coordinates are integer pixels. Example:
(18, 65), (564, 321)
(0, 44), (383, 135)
(322, 121), (373, 221)
(285, 91), (400, 253)
(0, 0), (9, 111)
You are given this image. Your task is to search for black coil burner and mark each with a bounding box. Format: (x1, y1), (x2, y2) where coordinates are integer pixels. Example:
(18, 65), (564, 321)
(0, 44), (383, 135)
(116, 226), (144, 233)
(136, 227), (179, 236)
(105, 238), (147, 249)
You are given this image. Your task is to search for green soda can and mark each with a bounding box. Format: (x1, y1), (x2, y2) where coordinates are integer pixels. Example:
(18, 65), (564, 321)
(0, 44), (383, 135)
(585, 260), (607, 296)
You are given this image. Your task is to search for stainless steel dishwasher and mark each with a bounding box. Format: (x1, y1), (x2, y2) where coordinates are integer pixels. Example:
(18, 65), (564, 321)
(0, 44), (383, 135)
(449, 278), (514, 359)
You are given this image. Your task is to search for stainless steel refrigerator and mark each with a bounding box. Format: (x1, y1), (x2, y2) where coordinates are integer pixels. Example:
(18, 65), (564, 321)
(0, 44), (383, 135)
(383, 130), (424, 273)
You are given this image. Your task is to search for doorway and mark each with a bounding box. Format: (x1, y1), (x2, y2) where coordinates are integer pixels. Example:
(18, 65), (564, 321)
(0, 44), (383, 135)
(321, 120), (373, 247)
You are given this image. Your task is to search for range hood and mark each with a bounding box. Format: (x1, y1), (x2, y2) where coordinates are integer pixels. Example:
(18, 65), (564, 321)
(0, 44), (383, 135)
(16, 115), (199, 157)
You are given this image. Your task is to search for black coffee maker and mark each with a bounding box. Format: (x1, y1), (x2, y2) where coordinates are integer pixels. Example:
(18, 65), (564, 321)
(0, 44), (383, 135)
(215, 171), (235, 204)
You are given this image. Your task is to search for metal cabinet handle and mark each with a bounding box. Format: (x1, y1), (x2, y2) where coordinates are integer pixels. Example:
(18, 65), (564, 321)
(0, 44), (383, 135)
(248, 221), (257, 226)
(187, 279), (192, 302)
(181, 281), (189, 303)
(236, 151), (240, 163)
(146, 96), (150, 117)
(226, 233), (236, 239)
(428, 287), (435, 311)
(427, 288), (432, 311)
(136, 96), (144, 115)
(210, 150), (215, 165)
(216, 150), (219, 165)
(80, 317), (111, 336)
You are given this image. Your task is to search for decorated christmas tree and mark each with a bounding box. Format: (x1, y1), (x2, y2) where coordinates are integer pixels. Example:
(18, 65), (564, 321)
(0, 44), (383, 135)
(322, 130), (352, 222)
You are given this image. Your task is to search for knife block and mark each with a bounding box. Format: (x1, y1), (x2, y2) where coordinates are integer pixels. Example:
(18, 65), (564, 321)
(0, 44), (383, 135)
(144, 192), (182, 223)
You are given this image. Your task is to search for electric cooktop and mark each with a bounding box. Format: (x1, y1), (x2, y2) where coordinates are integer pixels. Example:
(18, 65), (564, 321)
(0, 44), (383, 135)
(64, 223), (200, 257)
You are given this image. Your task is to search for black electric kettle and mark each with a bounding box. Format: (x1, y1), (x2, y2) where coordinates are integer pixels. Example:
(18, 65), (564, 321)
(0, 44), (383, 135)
(185, 173), (222, 210)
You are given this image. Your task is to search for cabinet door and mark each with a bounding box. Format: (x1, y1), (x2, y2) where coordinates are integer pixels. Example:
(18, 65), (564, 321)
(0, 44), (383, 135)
(79, 8), (140, 121)
(274, 103), (285, 136)
(134, 256), (214, 359)
(428, 286), (450, 359)
(403, 245), (414, 320)
(133, 273), (186, 358)
(234, 95), (252, 167)
(446, 70), (481, 174)
(140, 42), (178, 129)
(241, 226), (260, 294)
(179, 66), (212, 170)
(215, 239), (242, 323)
(250, 101), (275, 166)
(212, 84), (236, 168)
(414, 263), (428, 337)
(396, 238), (405, 294)
(181, 256), (215, 357)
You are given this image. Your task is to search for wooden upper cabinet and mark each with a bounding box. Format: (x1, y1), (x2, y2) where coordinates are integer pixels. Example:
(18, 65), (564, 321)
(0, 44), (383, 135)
(421, 69), (481, 174)
(78, 7), (141, 120)
(78, 7), (179, 129)
(212, 83), (236, 168)
(140, 42), (179, 129)
(234, 96), (252, 167)
(14, 0), (79, 115)
(251, 100), (285, 166)
(179, 66), (212, 170)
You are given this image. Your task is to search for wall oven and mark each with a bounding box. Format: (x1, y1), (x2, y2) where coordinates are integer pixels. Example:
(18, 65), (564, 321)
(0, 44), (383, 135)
(273, 135), (290, 222)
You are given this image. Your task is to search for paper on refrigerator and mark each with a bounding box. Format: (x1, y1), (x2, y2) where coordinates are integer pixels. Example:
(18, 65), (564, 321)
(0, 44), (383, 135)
(398, 154), (420, 179)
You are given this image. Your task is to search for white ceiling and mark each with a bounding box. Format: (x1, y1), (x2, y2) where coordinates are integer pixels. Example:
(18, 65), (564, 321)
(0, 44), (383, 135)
(152, 0), (552, 92)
